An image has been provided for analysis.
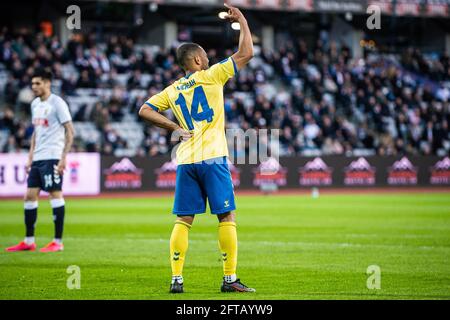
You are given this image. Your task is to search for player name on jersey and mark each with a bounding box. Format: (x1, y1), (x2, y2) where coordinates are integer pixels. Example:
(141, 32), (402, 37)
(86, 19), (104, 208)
(176, 79), (196, 91)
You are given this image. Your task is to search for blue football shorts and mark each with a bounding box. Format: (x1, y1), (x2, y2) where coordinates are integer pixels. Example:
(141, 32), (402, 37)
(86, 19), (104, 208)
(173, 156), (236, 215)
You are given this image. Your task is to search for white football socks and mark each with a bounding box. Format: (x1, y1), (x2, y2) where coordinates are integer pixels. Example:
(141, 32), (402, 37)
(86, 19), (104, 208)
(172, 275), (183, 284)
(224, 274), (237, 283)
(24, 237), (35, 245)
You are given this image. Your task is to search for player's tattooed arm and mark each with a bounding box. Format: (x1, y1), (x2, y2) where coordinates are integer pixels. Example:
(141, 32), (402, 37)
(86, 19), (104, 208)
(26, 131), (36, 173)
(139, 105), (192, 142)
(57, 121), (75, 175)
(225, 3), (254, 71)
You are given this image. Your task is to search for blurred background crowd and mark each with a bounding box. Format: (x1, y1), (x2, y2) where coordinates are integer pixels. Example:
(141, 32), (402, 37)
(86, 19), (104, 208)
(1, 26), (449, 158)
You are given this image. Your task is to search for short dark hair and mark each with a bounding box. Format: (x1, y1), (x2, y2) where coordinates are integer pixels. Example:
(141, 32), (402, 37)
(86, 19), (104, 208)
(176, 43), (201, 70)
(32, 68), (53, 81)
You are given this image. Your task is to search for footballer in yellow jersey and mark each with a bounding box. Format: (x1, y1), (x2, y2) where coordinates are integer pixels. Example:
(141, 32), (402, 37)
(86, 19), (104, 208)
(139, 3), (255, 294)
(143, 55), (236, 165)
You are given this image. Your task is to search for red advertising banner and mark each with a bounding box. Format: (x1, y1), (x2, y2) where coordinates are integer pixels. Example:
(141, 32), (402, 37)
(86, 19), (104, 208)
(395, 0), (421, 16)
(155, 159), (178, 188)
(430, 157), (450, 185)
(424, 0), (450, 16)
(299, 157), (333, 186)
(368, 0), (394, 14)
(99, 155), (450, 192)
(344, 157), (376, 186)
(153, 0), (316, 11)
(149, 0), (449, 15)
(289, 0), (314, 11)
(253, 157), (287, 187)
(103, 157), (143, 189)
(387, 157), (418, 185)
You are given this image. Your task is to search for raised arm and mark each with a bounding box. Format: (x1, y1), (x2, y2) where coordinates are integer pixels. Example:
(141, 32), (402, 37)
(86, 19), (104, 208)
(225, 3), (254, 71)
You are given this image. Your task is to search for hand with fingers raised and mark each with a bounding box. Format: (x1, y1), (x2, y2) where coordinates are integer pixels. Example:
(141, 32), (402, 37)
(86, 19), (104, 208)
(223, 3), (245, 23)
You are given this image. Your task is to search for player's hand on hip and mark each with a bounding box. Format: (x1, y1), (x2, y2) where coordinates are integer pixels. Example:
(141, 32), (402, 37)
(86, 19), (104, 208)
(172, 128), (193, 142)
(56, 158), (66, 175)
(224, 3), (245, 23)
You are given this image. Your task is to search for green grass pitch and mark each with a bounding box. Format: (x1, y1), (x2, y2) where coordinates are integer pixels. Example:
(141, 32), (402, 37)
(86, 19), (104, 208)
(0, 193), (449, 300)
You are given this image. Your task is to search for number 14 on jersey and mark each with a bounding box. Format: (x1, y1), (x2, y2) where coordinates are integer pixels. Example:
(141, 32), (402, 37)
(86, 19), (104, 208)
(175, 86), (214, 131)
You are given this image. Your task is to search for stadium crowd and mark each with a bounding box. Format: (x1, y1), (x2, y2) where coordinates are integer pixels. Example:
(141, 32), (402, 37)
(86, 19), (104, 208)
(0, 26), (449, 157)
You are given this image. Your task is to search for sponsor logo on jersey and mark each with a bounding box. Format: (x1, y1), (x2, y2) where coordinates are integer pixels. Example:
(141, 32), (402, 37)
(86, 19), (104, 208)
(33, 118), (49, 127)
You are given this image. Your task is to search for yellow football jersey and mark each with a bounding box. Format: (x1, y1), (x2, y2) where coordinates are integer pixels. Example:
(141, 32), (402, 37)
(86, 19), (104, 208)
(144, 57), (237, 164)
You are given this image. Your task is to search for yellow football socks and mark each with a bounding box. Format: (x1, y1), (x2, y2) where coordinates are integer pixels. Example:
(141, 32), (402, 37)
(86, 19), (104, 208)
(218, 221), (238, 277)
(170, 220), (191, 277)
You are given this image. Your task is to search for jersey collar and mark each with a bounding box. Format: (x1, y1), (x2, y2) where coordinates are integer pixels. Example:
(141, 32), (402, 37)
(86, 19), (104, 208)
(39, 93), (53, 102)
